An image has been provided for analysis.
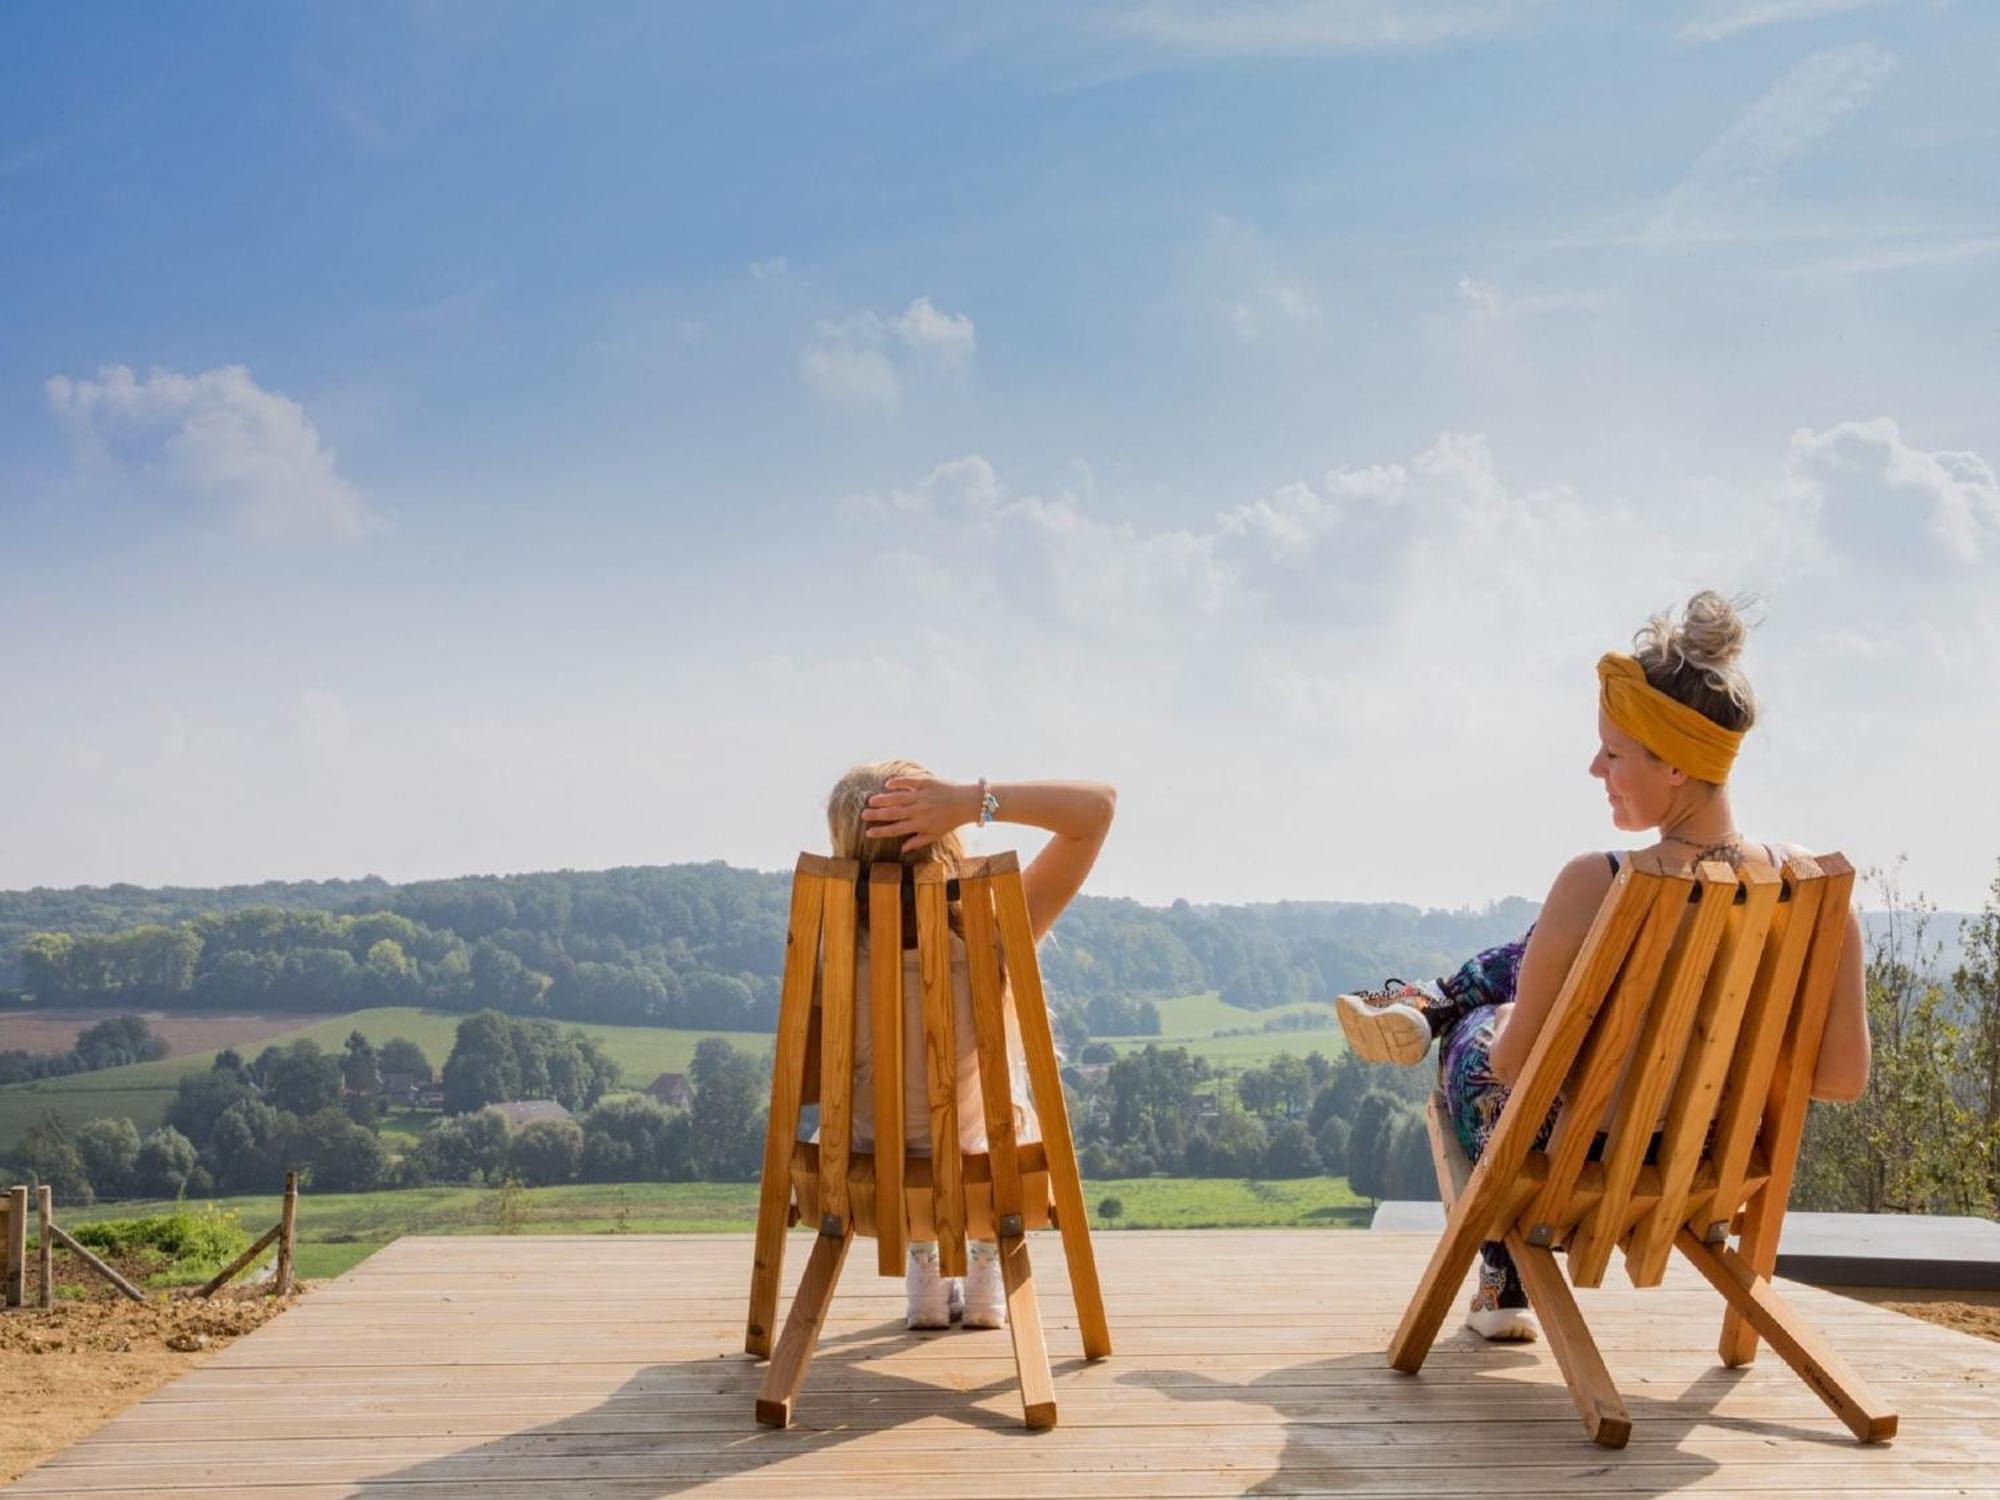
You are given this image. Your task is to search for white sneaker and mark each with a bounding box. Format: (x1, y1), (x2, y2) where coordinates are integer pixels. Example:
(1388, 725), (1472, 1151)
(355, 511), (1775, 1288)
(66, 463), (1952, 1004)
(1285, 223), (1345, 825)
(1466, 1304), (1540, 1342)
(1336, 981), (1434, 1066)
(905, 1245), (951, 1330)
(962, 1244), (1006, 1330)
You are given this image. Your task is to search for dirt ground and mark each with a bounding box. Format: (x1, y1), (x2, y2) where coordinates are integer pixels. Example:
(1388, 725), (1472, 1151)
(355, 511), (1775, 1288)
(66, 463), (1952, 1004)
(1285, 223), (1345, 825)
(0, 1009), (336, 1058)
(1, 1259), (305, 1487)
(1831, 1283), (2000, 1344)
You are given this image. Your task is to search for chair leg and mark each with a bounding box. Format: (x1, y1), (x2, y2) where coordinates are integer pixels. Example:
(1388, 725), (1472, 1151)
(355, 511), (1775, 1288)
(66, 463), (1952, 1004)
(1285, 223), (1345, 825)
(1717, 1183), (1777, 1367)
(1674, 1230), (1897, 1443)
(1051, 1175), (1111, 1361)
(997, 1231), (1058, 1429)
(1388, 1199), (1489, 1374)
(1504, 1232), (1631, 1449)
(755, 1227), (852, 1429)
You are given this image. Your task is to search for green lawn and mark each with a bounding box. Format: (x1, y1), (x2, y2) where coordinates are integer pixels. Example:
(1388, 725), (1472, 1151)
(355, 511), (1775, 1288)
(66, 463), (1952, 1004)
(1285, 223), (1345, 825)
(59, 1175), (1373, 1282)
(1097, 991), (1349, 1068)
(0, 1007), (770, 1145)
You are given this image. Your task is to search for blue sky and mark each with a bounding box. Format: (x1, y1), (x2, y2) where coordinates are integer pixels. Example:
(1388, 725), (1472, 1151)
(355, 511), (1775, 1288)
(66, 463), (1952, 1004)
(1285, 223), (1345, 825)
(3, 1), (1996, 912)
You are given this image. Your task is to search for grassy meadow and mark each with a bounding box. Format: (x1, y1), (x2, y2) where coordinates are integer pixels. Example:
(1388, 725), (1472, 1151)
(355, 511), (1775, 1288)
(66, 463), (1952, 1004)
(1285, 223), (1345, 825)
(0, 1006), (770, 1143)
(60, 1174), (1375, 1283)
(1098, 991), (1349, 1066)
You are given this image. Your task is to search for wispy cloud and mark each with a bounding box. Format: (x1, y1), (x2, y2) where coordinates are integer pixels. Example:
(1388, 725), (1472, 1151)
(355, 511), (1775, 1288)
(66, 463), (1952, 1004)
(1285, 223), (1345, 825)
(1675, 0), (1915, 45)
(798, 295), (977, 409)
(1091, 0), (1543, 57)
(1456, 276), (1610, 320)
(1778, 233), (2000, 276)
(46, 364), (388, 542)
(1649, 42), (1899, 242)
(799, 344), (903, 409)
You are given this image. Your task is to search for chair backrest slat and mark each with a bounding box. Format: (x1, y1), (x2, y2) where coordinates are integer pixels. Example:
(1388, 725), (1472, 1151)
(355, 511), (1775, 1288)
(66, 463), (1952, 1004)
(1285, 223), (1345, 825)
(960, 861), (1026, 1223)
(1520, 860), (1689, 1249)
(1736, 855), (1856, 1250)
(1445, 864), (1657, 1253)
(816, 862), (859, 1230)
(1624, 862), (1783, 1285)
(1566, 860), (1737, 1286)
(914, 864), (967, 1276)
(1702, 857), (1827, 1240)
(867, 864), (907, 1275)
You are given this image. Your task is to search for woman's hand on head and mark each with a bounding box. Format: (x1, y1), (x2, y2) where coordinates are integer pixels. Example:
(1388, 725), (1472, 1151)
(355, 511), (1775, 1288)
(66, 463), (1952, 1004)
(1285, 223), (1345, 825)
(862, 776), (974, 853)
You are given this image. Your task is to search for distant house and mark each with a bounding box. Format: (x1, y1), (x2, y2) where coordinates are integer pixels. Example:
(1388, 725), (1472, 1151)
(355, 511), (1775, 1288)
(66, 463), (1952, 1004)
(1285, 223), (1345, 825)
(413, 1084), (446, 1111)
(490, 1099), (574, 1128)
(645, 1072), (691, 1109)
(381, 1071), (426, 1107)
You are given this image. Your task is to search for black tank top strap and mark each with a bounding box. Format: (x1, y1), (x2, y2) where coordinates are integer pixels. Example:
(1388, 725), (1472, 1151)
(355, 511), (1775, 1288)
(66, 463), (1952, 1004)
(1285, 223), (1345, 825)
(1605, 851), (1621, 875)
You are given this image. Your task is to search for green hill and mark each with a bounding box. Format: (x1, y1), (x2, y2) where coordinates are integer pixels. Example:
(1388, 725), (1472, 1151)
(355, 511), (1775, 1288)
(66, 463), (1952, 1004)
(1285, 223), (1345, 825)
(0, 1007), (768, 1145)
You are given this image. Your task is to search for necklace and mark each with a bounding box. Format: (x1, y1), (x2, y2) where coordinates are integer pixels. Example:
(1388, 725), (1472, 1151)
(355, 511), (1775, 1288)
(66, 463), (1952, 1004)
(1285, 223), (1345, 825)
(1660, 830), (1745, 862)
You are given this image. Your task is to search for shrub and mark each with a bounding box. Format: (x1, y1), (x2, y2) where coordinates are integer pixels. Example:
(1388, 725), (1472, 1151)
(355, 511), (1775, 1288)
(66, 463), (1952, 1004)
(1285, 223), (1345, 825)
(1260, 1119), (1321, 1179)
(70, 1205), (252, 1284)
(134, 1126), (199, 1199)
(509, 1118), (584, 1186)
(75, 1116), (142, 1199)
(1097, 1195), (1124, 1221)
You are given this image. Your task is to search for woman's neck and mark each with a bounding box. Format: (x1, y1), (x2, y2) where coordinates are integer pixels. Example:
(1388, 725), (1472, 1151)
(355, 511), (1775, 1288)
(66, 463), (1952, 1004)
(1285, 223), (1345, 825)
(1654, 785), (1737, 849)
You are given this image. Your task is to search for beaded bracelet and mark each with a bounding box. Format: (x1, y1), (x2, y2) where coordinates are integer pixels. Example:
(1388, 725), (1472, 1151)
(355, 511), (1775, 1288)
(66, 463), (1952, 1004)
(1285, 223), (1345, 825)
(976, 777), (1000, 827)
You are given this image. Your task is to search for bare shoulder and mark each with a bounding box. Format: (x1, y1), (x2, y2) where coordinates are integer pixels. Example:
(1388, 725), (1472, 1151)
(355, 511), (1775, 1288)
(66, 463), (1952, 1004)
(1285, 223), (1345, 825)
(1542, 850), (1618, 922)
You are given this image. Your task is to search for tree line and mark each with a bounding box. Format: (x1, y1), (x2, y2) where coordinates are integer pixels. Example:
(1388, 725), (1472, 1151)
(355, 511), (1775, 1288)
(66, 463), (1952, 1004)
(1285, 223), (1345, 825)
(1068, 1045), (1440, 1202)
(1796, 864), (2000, 1217)
(2, 862), (1539, 1041)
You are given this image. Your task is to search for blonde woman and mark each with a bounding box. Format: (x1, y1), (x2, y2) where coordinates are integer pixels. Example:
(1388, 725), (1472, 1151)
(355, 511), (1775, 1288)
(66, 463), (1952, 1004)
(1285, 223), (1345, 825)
(825, 762), (1116, 1330)
(1338, 592), (1871, 1341)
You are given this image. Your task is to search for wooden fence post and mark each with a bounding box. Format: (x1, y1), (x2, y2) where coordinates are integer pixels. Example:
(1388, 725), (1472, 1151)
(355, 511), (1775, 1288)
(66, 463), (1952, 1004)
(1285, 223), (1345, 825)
(274, 1172), (297, 1296)
(5, 1185), (25, 1309)
(37, 1186), (53, 1311)
(45, 1221), (144, 1302)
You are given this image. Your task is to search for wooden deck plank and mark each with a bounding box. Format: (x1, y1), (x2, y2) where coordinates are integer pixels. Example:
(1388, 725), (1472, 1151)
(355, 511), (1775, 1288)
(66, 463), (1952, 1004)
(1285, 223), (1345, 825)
(9, 1231), (1997, 1498)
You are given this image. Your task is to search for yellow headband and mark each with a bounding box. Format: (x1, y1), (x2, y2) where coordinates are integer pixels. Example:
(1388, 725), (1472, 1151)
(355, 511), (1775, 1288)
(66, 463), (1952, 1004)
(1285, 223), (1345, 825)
(1597, 653), (1745, 784)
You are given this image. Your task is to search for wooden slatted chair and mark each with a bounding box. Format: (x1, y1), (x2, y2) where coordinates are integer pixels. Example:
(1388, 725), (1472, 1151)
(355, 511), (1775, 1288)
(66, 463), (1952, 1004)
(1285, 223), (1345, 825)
(744, 851), (1111, 1430)
(1389, 849), (1897, 1449)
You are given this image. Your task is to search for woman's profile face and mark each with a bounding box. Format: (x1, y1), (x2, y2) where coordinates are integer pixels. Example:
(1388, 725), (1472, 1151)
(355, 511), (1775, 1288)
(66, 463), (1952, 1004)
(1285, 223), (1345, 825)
(1590, 708), (1681, 832)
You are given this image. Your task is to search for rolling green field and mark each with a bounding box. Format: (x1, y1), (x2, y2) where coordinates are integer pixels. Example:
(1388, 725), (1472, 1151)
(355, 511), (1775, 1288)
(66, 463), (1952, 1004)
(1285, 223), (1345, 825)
(0, 1007), (770, 1145)
(60, 1174), (1374, 1282)
(1099, 991), (1349, 1067)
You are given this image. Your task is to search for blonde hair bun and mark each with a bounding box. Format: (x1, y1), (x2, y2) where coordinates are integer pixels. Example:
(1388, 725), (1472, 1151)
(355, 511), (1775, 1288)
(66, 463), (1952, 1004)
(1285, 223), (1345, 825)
(1632, 590), (1757, 732)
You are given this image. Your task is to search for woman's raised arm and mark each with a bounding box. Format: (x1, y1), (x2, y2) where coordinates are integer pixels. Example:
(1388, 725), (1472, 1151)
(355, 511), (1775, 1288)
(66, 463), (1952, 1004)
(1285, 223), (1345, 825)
(861, 776), (1117, 941)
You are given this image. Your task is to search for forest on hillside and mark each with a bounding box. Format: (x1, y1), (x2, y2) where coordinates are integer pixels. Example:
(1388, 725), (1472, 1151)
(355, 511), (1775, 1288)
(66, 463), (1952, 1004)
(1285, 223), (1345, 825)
(0, 862), (1540, 1041)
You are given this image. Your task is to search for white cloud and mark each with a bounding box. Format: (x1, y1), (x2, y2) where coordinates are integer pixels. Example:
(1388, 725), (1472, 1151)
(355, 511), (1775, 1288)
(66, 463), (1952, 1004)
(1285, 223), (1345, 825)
(860, 454), (1002, 515)
(1676, 0), (1913, 45)
(1649, 43), (1898, 242)
(748, 256), (790, 281)
(1096, 0), (1541, 56)
(799, 295), (976, 408)
(798, 344), (902, 409)
(892, 297), (978, 368)
(1779, 234), (2000, 277)
(1457, 276), (1610, 321)
(838, 421), (1998, 907)
(1200, 218), (1322, 344)
(1786, 417), (2000, 565)
(45, 364), (387, 541)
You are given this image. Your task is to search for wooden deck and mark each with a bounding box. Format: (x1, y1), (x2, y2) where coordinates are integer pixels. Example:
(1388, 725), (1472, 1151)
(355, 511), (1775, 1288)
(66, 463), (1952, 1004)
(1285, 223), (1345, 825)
(10, 1230), (2000, 1497)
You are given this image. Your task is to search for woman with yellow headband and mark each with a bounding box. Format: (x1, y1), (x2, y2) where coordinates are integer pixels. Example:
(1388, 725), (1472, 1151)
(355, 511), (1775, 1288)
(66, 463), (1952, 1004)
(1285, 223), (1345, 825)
(1337, 590), (1870, 1342)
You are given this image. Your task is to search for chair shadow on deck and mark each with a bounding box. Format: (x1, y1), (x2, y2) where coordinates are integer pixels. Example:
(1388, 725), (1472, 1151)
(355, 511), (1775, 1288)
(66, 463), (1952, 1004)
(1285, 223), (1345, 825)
(1116, 1334), (1871, 1496)
(341, 1318), (1080, 1496)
